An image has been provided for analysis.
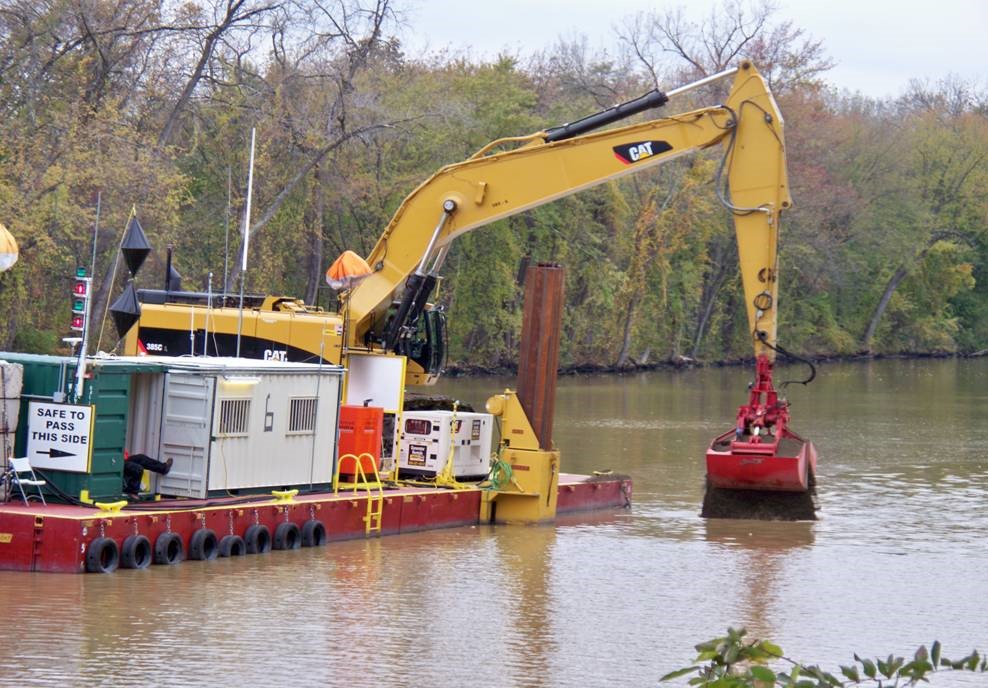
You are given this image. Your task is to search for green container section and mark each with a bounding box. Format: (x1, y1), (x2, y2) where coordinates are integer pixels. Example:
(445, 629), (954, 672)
(2, 353), (165, 503)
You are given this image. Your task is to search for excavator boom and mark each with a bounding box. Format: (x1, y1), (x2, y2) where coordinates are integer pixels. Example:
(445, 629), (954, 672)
(347, 62), (791, 365)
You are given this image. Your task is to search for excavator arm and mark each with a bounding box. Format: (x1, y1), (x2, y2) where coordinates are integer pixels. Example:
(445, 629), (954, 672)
(345, 61), (791, 369)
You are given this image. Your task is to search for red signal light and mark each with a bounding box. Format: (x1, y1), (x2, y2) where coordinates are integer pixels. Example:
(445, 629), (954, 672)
(70, 268), (90, 334)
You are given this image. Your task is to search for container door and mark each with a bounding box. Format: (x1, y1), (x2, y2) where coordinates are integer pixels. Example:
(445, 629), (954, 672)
(344, 353), (406, 474)
(156, 373), (215, 498)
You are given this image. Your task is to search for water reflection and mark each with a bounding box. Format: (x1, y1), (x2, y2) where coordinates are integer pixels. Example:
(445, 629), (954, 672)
(493, 525), (558, 686)
(701, 520), (815, 640)
(703, 518), (815, 551)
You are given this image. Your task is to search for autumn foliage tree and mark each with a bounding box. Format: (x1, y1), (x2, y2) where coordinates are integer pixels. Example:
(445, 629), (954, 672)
(0, 0), (985, 369)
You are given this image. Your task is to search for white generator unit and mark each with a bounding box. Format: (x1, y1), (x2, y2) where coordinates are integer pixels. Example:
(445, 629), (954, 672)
(398, 410), (493, 479)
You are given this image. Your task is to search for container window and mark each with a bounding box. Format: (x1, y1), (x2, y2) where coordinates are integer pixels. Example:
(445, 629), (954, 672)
(218, 398), (251, 436)
(289, 397), (318, 434)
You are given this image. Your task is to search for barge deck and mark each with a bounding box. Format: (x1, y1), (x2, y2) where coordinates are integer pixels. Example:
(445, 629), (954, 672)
(0, 472), (631, 573)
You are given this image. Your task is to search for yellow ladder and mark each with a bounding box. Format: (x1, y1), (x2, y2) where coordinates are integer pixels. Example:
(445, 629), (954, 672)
(364, 487), (383, 535)
(335, 452), (384, 535)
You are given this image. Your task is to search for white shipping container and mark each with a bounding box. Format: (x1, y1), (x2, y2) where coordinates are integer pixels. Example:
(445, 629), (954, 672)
(126, 357), (343, 497)
(398, 410), (493, 479)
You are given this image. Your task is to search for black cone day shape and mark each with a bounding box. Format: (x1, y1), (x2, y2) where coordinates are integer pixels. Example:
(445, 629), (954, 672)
(121, 216), (151, 277)
(110, 282), (142, 338)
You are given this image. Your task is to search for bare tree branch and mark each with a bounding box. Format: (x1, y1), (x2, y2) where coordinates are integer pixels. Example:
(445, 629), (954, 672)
(157, 0), (283, 148)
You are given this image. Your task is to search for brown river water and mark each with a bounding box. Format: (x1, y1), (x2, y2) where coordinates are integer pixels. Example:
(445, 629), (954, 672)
(1, 358), (986, 686)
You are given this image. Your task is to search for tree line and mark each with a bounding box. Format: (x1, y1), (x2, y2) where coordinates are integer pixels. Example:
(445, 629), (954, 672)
(0, 0), (985, 370)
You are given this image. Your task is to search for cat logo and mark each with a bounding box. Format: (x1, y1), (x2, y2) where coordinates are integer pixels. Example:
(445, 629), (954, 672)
(613, 140), (672, 165)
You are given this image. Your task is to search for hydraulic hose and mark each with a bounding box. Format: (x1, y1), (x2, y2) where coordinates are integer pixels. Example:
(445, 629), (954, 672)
(756, 330), (817, 387)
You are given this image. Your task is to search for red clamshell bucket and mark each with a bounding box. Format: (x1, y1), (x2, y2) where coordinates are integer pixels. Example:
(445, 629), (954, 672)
(701, 354), (819, 520)
(706, 429), (816, 492)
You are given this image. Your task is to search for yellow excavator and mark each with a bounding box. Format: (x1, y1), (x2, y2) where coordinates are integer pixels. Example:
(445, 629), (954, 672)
(114, 61), (817, 520)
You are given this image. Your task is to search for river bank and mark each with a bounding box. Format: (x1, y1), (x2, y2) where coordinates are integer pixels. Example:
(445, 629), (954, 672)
(443, 348), (988, 378)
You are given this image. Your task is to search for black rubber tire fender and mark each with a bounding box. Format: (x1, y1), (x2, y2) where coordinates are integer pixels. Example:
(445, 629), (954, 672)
(85, 537), (120, 574)
(218, 534), (246, 557)
(120, 534), (152, 570)
(301, 519), (327, 547)
(244, 524), (271, 554)
(153, 532), (184, 565)
(273, 522), (301, 550)
(188, 528), (219, 561)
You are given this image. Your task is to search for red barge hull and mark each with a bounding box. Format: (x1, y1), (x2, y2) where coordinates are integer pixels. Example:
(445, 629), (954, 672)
(0, 472), (631, 573)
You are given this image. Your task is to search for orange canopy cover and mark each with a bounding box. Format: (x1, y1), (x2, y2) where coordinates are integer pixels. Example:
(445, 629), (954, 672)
(325, 250), (372, 290)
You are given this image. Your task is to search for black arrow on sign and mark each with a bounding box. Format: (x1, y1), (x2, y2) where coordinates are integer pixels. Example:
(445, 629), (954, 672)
(38, 448), (76, 458)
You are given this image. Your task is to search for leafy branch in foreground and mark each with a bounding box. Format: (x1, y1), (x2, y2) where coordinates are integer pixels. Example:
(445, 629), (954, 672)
(660, 627), (986, 686)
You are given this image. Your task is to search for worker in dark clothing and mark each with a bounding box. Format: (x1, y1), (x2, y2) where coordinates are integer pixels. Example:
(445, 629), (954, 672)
(122, 452), (173, 498)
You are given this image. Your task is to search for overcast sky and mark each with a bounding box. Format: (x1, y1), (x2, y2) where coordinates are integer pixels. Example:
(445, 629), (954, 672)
(399, 0), (985, 98)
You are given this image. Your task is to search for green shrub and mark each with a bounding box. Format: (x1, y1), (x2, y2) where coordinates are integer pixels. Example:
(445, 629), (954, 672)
(662, 627), (985, 686)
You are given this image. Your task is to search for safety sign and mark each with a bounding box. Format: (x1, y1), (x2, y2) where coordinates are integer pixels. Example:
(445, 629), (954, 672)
(27, 402), (94, 473)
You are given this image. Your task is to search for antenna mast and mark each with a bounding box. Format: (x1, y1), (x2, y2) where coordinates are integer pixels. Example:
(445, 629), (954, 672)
(236, 128), (257, 358)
